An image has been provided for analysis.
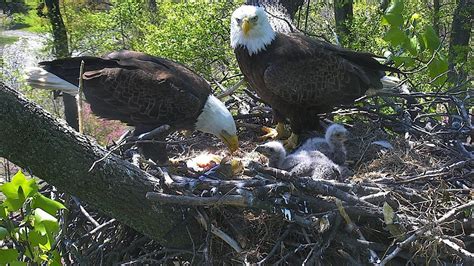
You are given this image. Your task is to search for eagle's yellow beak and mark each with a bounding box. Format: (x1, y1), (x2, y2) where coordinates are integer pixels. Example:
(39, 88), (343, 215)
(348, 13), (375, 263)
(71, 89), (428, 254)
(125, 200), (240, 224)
(220, 130), (239, 153)
(242, 18), (251, 35)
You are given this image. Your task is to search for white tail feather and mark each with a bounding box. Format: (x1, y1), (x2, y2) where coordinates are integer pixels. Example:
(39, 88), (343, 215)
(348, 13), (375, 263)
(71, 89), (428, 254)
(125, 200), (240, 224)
(380, 75), (410, 93)
(24, 67), (78, 95)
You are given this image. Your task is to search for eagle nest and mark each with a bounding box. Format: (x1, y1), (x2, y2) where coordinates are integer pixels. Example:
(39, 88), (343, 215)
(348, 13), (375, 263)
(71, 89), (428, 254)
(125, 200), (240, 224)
(48, 87), (473, 264)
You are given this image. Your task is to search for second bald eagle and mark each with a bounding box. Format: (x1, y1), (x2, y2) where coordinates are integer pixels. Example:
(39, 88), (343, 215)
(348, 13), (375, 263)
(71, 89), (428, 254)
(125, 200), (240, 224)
(230, 5), (400, 148)
(27, 50), (238, 162)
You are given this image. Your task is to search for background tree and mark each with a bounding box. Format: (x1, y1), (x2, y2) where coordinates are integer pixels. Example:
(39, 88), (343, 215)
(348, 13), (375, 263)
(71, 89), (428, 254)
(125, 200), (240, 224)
(41, 0), (79, 130)
(334, 0), (353, 46)
(447, 0), (472, 83)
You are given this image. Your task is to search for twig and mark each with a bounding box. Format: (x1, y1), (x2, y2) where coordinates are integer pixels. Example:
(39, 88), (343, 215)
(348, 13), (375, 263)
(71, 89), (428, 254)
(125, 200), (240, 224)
(71, 196), (100, 227)
(397, 160), (472, 183)
(76, 60), (85, 134)
(380, 200), (474, 265)
(81, 218), (117, 239)
(88, 125), (171, 171)
(243, 89), (265, 104)
(137, 125), (170, 140)
(257, 224), (294, 264)
(336, 200), (380, 264)
(439, 237), (474, 262)
(360, 191), (391, 204)
(195, 209), (243, 253)
(250, 163), (378, 208)
(216, 79), (244, 99)
(88, 144), (122, 172)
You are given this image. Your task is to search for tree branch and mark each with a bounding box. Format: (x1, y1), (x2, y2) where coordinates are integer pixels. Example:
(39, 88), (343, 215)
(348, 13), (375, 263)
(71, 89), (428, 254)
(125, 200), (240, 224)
(0, 82), (201, 248)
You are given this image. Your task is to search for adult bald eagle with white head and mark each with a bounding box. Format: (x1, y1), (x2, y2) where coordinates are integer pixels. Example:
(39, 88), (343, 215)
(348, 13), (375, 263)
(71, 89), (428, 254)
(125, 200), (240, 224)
(230, 5), (400, 148)
(27, 50), (238, 163)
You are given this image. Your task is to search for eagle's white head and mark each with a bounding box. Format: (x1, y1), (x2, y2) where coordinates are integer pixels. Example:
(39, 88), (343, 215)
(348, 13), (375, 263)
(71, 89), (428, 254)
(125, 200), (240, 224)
(195, 95), (239, 152)
(230, 5), (276, 56)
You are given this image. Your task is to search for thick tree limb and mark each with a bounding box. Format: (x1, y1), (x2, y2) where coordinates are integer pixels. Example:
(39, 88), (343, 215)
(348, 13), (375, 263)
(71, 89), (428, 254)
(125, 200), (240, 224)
(0, 82), (200, 248)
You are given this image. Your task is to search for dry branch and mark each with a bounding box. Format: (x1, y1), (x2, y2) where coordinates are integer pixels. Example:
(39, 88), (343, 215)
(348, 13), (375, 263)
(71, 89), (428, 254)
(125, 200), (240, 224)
(380, 200), (474, 265)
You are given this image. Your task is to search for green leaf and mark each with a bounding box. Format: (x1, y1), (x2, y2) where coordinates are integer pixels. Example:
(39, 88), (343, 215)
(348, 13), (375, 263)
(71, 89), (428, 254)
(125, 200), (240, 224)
(0, 204), (8, 219)
(1, 181), (21, 200)
(11, 170), (27, 186)
(382, 13), (403, 27)
(407, 36), (420, 56)
(0, 226), (8, 239)
(9, 261), (27, 266)
(28, 229), (48, 248)
(3, 197), (23, 212)
(0, 249), (19, 264)
(21, 178), (38, 199)
(1, 170), (38, 211)
(393, 56), (415, 68)
(385, 0), (404, 15)
(383, 28), (409, 47)
(32, 194), (66, 216)
(416, 33), (426, 52)
(34, 208), (59, 251)
(428, 55), (448, 85)
(422, 25), (440, 53)
(383, 202), (394, 224)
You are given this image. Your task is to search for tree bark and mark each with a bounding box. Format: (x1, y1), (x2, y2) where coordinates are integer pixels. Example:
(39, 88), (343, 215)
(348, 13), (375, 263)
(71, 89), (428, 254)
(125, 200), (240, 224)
(0, 82), (201, 248)
(433, 0), (441, 36)
(245, 0), (305, 32)
(334, 0), (353, 46)
(447, 0), (472, 83)
(44, 0), (79, 130)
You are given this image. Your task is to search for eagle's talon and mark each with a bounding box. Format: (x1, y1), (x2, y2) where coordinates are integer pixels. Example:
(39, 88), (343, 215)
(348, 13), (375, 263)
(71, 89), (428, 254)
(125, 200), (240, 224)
(259, 126), (279, 141)
(275, 122), (291, 139)
(259, 123), (291, 141)
(283, 133), (299, 150)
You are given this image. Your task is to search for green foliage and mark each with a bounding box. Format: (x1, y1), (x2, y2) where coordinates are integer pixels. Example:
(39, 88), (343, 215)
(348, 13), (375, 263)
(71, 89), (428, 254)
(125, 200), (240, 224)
(0, 170), (65, 265)
(63, 0), (242, 82)
(3, 0), (49, 33)
(381, 0), (448, 86)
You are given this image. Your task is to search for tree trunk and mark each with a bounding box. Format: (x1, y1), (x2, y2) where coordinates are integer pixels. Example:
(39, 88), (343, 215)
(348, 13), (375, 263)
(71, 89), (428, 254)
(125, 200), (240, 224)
(433, 0), (440, 36)
(149, 0), (157, 13)
(44, 0), (79, 130)
(334, 0), (353, 46)
(447, 0), (472, 83)
(0, 82), (201, 248)
(148, 0), (157, 24)
(245, 0), (305, 32)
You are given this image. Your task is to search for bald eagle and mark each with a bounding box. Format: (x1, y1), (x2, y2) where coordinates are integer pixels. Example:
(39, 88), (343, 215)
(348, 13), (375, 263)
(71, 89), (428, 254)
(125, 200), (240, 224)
(231, 5), (400, 148)
(26, 50), (238, 162)
(297, 124), (348, 165)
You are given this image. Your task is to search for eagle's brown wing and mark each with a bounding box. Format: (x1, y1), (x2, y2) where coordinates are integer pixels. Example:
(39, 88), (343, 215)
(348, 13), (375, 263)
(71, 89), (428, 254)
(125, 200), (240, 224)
(263, 33), (398, 108)
(40, 51), (210, 128)
(263, 54), (369, 107)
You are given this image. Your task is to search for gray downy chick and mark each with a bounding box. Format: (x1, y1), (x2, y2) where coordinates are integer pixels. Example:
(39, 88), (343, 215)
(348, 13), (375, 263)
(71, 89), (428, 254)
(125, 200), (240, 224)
(256, 141), (343, 180)
(297, 124), (348, 165)
(254, 141), (286, 168)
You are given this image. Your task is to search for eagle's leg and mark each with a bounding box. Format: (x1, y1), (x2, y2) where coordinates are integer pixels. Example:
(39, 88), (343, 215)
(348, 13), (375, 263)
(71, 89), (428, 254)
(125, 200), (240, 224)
(283, 132), (299, 150)
(259, 122), (291, 141)
(134, 125), (170, 165)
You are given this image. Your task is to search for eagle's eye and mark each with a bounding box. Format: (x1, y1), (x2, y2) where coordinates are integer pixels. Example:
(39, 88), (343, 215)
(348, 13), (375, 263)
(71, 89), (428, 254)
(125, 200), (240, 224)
(235, 18), (242, 24)
(251, 16), (258, 22)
